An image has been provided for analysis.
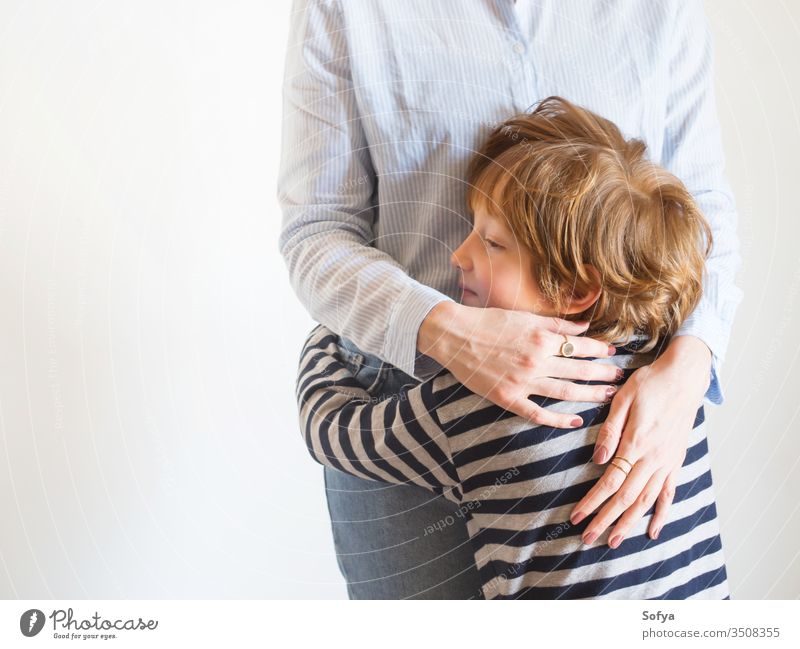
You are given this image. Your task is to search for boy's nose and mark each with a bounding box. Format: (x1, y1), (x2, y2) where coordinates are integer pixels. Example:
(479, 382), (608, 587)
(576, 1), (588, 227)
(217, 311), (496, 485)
(450, 241), (470, 271)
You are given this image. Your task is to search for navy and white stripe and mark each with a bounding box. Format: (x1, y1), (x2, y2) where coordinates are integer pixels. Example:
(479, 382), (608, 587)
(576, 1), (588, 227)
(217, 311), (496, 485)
(277, 0), (743, 403)
(297, 324), (729, 599)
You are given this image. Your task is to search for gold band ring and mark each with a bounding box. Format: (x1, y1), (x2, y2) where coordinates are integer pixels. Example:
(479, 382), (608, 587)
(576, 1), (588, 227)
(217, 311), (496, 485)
(559, 334), (574, 358)
(608, 458), (631, 476)
(612, 456), (633, 470)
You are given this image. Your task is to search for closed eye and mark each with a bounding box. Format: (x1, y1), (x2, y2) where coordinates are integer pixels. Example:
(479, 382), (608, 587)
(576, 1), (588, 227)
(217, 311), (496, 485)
(485, 238), (503, 249)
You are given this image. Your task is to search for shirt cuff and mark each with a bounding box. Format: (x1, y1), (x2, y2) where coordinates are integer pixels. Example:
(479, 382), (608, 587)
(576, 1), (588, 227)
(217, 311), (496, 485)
(706, 360), (723, 406)
(384, 282), (454, 382)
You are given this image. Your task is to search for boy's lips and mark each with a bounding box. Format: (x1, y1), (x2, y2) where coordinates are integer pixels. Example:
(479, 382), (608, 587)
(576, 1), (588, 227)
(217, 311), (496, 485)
(459, 283), (477, 296)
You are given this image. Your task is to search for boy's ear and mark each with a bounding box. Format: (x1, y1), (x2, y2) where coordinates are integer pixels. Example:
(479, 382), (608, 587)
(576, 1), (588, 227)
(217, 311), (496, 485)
(564, 264), (602, 314)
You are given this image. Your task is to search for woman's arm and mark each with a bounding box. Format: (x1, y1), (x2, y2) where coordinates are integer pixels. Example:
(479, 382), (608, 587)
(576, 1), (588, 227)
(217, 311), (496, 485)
(278, 0), (448, 381)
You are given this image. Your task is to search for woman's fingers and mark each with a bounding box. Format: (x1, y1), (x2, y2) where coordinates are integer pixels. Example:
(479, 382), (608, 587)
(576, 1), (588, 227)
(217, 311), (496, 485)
(447, 311), (626, 430)
(648, 468), (679, 540)
(606, 469), (668, 548)
(541, 316), (592, 336)
(549, 331), (617, 360)
(578, 460), (654, 545)
(503, 392), (587, 429)
(547, 356), (624, 384)
(590, 388), (632, 464)
(570, 432), (641, 526)
(531, 317), (616, 360)
(534, 377), (618, 404)
(570, 458), (629, 526)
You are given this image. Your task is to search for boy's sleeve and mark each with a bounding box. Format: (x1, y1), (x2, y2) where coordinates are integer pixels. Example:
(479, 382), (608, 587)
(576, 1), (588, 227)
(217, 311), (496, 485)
(661, 0), (744, 405)
(277, 0), (452, 381)
(296, 325), (462, 503)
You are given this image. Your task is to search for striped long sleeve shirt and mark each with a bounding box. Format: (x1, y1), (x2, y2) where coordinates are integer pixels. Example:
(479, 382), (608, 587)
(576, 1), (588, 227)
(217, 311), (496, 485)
(278, 0), (743, 404)
(297, 324), (730, 599)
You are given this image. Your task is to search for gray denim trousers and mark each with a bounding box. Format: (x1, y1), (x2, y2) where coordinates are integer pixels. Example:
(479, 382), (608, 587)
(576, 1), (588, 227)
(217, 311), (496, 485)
(322, 335), (484, 599)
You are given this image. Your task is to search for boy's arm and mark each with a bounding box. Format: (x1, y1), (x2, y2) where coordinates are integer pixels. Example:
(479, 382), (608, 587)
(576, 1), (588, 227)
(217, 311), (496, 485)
(296, 325), (462, 502)
(662, 0), (744, 405)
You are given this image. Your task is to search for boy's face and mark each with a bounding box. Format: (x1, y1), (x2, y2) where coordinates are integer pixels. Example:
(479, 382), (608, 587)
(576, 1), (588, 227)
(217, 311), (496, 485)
(450, 199), (557, 315)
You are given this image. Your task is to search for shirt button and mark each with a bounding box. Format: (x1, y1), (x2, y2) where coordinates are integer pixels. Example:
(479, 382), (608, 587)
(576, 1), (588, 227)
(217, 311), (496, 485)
(512, 42), (525, 54)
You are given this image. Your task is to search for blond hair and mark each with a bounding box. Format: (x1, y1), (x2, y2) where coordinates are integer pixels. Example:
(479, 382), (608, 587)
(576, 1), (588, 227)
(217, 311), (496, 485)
(466, 96), (712, 352)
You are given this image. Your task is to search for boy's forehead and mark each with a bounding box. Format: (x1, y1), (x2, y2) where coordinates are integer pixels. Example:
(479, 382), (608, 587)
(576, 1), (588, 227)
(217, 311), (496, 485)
(472, 185), (513, 230)
(472, 181), (505, 218)
(471, 197), (498, 225)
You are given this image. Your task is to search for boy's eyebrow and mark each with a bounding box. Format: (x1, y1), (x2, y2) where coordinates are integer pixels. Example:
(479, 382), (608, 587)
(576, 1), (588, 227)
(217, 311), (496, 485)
(475, 221), (513, 248)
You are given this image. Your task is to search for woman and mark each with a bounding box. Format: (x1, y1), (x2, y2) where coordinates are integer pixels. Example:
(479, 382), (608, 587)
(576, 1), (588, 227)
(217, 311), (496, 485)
(278, 0), (742, 598)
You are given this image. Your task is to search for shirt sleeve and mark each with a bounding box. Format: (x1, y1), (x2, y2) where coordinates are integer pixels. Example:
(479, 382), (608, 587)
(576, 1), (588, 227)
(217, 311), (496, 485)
(277, 0), (453, 381)
(661, 0), (744, 405)
(296, 324), (462, 503)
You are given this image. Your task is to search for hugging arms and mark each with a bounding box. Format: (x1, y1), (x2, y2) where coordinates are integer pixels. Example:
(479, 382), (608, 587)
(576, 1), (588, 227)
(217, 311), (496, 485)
(295, 325), (728, 599)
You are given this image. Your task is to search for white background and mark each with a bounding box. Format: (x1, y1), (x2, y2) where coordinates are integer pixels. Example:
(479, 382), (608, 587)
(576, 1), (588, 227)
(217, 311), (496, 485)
(0, 0), (798, 599)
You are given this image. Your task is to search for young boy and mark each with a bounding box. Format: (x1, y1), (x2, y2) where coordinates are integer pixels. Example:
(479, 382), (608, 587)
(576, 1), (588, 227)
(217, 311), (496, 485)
(295, 97), (728, 599)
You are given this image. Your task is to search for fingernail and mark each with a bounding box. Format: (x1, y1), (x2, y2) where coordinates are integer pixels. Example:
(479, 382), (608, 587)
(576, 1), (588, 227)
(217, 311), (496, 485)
(582, 531), (597, 545)
(570, 417), (583, 427)
(609, 535), (622, 549)
(652, 527), (660, 540)
(607, 345), (616, 356)
(615, 368), (625, 382)
(605, 387), (617, 402)
(571, 511), (585, 525)
(593, 446), (609, 463)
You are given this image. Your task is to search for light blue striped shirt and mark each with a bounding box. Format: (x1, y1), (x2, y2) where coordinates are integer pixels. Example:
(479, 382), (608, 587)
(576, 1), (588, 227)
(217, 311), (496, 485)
(278, 0), (743, 405)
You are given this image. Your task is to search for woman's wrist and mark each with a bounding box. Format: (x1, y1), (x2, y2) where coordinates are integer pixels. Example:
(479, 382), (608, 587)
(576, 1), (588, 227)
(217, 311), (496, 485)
(417, 300), (464, 365)
(662, 334), (713, 395)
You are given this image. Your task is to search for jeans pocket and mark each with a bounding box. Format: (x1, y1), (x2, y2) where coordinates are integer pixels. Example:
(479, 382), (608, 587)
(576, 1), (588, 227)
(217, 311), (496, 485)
(337, 336), (390, 396)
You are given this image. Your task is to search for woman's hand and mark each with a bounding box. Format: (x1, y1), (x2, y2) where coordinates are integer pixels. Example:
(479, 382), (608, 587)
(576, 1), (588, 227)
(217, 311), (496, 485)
(569, 335), (713, 546)
(417, 302), (622, 429)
